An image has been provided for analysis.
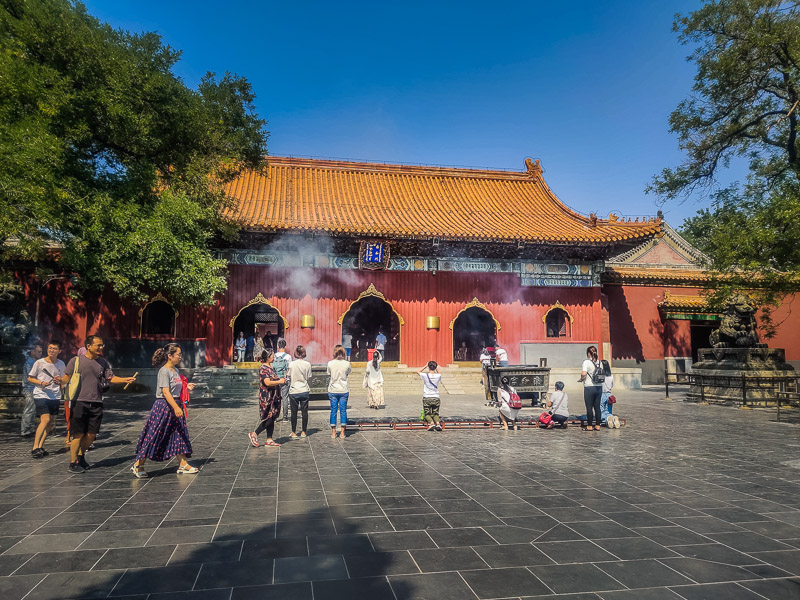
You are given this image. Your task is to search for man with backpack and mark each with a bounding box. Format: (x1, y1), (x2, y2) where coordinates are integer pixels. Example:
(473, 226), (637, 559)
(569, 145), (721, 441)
(273, 339), (292, 421)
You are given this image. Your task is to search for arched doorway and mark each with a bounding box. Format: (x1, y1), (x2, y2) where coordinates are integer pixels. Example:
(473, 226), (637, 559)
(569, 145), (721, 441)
(451, 299), (499, 362)
(229, 294), (287, 362)
(339, 284), (402, 362)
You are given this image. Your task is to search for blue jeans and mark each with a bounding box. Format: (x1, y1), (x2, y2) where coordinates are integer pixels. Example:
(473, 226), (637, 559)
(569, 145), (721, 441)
(329, 392), (349, 427)
(601, 391), (614, 423)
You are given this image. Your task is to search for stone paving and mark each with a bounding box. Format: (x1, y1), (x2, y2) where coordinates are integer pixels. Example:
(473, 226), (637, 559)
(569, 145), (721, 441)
(0, 388), (799, 599)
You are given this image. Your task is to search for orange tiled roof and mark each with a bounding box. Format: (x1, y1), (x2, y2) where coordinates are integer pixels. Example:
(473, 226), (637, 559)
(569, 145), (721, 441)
(658, 291), (710, 310)
(605, 266), (711, 284)
(222, 157), (662, 244)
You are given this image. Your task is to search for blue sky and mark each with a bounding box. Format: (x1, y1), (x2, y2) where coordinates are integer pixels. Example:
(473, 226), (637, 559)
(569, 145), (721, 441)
(82, 0), (713, 227)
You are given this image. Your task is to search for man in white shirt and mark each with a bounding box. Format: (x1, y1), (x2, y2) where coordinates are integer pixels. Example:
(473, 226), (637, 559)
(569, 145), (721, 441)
(418, 361), (443, 431)
(495, 345), (509, 366)
(28, 341), (65, 457)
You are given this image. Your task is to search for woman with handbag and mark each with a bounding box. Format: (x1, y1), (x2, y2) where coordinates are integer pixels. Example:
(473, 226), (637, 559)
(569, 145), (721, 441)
(132, 344), (197, 478)
(579, 345), (604, 431)
(365, 350), (384, 409)
(249, 348), (286, 447)
(497, 376), (521, 430)
(542, 381), (569, 429)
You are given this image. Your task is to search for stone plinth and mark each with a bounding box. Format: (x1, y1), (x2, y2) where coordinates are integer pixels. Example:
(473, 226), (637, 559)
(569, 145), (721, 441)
(688, 348), (795, 406)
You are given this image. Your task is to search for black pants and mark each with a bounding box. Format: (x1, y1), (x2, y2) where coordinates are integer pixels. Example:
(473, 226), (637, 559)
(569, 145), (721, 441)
(551, 413), (568, 427)
(255, 418), (274, 438)
(584, 386), (602, 427)
(290, 393), (309, 433)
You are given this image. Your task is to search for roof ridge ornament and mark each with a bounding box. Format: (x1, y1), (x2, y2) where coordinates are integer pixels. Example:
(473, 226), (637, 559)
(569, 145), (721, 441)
(524, 157), (543, 178)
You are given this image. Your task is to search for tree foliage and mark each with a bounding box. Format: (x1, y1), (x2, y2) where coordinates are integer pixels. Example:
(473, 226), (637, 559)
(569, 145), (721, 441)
(653, 1), (800, 331)
(0, 0), (269, 305)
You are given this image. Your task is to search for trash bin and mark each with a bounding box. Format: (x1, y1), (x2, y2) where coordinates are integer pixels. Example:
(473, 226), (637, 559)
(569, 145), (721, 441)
(367, 348), (376, 361)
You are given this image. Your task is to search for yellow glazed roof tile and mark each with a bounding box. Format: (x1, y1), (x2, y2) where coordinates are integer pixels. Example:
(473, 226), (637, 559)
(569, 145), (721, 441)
(222, 157), (662, 243)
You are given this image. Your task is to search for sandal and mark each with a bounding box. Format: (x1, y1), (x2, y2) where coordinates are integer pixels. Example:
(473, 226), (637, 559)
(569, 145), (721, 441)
(594, 426), (601, 431)
(300, 432), (307, 438)
(177, 464), (199, 474)
(264, 440), (281, 447)
(289, 432), (297, 438)
(130, 464), (148, 478)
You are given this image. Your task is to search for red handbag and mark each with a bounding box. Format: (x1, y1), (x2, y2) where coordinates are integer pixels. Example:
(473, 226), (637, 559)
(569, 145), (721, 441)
(538, 412), (552, 426)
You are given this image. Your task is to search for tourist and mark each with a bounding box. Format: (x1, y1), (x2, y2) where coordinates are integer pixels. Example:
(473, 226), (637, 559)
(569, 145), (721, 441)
(327, 344), (351, 439)
(418, 360), (442, 431)
(20, 342), (43, 437)
(287, 345), (312, 438)
(495, 344), (509, 366)
(245, 333), (255, 362)
(496, 376), (520, 430)
(61, 336), (136, 473)
(579, 345), (603, 431)
(273, 339), (292, 421)
(28, 340), (65, 457)
(342, 332), (353, 361)
(131, 344), (197, 478)
(249, 349), (285, 447)
(479, 346), (491, 390)
(600, 361), (620, 428)
(542, 381), (569, 429)
(234, 332), (246, 362)
(365, 350), (384, 409)
(253, 334), (264, 361)
(375, 329), (387, 354)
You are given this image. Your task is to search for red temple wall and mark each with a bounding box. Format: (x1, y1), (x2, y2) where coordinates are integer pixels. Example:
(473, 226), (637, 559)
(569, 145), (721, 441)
(33, 266), (604, 367)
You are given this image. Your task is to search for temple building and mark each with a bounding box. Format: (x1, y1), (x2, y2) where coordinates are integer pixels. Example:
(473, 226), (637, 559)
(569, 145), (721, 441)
(28, 156), (800, 383)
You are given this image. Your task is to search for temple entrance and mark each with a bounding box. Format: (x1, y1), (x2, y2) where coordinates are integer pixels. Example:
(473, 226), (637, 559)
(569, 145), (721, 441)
(452, 307), (497, 362)
(231, 303), (285, 362)
(690, 321), (718, 363)
(341, 296), (400, 362)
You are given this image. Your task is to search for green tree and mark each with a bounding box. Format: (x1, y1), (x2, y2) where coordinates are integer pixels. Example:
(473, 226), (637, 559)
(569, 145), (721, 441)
(0, 0), (268, 305)
(652, 0), (800, 331)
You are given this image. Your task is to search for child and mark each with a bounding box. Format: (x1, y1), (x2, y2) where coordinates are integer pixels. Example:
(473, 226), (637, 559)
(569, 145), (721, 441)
(543, 381), (569, 429)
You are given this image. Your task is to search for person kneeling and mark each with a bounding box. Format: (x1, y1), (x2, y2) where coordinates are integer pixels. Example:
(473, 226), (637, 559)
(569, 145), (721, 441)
(540, 381), (569, 429)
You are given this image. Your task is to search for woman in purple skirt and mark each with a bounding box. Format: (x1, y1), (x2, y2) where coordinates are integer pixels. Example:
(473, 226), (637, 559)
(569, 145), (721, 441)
(131, 344), (197, 478)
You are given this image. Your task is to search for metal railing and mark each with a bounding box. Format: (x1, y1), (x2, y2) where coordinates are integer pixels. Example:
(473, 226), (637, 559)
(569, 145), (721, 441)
(664, 369), (800, 422)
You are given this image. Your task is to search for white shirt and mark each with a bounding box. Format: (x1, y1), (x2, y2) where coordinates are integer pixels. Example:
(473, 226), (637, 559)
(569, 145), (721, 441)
(582, 359), (601, 387)
(420, 372), (442, 398)
(365, 354), (384, 388)
(548, 390), (569, 417)
(327, 359), (351, 393)
(479, 352), (491, 366)
(602, 374), (614, 394)
(495, 347), (508, 363)
(342, 334), (352, 349)
(288, 359), (312, 394)
(29, 358), (65, 400)
(375, 333), (387, 350)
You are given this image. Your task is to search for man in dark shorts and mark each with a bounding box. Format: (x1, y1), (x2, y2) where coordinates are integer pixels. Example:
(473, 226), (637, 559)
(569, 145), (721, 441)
(61, 335), (135, 473)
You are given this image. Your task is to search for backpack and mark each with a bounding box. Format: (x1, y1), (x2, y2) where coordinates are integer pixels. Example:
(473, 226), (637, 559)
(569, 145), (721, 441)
(590, 359), (606, 384)
(273, 353), (289, 378)
(538, 412), (552, 426)
(507, 391), (522, 410)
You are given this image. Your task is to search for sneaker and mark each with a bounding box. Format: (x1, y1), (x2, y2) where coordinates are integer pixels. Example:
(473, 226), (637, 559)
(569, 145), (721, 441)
(77, 456), (91, 471)
(613, 415), (621, 428)
(31, 448), (44, 459)
(40, 448), (49, 456)
(427, 424), (436, 431)
(435, 424), (443, 431)
(68, 461), (85, 474)
(248, 432), (259, 447)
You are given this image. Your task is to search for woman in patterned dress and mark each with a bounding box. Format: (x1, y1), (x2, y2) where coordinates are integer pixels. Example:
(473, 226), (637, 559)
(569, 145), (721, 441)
(131, 344), (197, 478)
(249, 348), (285, 447)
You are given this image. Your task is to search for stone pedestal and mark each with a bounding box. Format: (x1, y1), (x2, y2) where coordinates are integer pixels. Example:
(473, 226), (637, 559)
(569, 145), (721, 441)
(688, 348), (795, 406)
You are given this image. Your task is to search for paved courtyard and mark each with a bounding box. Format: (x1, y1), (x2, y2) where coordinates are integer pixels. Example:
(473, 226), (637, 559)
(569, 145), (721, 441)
(0, 388), (799, 600)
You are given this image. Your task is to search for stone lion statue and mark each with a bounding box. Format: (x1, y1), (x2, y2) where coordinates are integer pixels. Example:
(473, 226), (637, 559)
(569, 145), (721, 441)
(709, 293), (766, 349)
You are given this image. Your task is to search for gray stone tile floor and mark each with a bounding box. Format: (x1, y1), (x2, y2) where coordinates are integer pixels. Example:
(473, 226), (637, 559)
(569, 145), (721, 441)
(0, 387), (799, 599)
